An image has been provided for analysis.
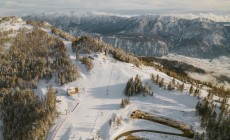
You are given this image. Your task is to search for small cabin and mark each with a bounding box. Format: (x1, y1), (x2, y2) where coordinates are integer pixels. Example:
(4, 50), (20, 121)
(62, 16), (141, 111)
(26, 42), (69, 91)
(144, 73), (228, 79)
(67, 87), (79, 96)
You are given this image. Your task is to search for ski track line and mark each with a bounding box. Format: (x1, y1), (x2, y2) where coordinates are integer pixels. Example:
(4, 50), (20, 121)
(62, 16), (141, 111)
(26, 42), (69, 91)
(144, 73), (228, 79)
(90, 62), (114, 138)
(50, 103), (79, 140)
(50, 116), (69, 140)
(89, 60), (109, 136)
(50, 40), (79, 140)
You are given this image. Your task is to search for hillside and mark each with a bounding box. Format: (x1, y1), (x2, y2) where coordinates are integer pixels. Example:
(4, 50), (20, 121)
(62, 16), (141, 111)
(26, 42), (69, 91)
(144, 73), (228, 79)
(0, 16), (78, 140)
(47, 43), (200, 140)
(23, 12), (230, 58)
(0, 17), (229, 140)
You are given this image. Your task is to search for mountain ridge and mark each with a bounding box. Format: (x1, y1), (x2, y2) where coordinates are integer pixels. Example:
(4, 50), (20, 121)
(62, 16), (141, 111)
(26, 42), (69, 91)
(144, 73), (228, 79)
(23, 12), (230, 58)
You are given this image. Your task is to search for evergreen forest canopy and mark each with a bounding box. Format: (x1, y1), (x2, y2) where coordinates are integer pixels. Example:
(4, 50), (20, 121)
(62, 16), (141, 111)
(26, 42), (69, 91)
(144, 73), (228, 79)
(0, 18), (142, 140)
(0, 26), (79, 139)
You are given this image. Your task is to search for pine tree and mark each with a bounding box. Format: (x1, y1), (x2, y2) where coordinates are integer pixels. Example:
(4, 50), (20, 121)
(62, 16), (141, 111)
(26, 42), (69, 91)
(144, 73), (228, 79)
(159, 78), (164, 88)
(194, 88), (200, 96)
(150, 74), (155, 81)
(156, 74), (159, 84)
(167, 82), (174, 90)
(189, 85), (194, 94)
(120, 98), (130, 108)
(172, 78), (176, 86)
(219, 97), (227, 120)
(207, 91), (213, 100)
(124, 75), (148, 96)
(178, 83), (184, 92)
(120, 98), (125, 108)
(47, 86), (56, 110)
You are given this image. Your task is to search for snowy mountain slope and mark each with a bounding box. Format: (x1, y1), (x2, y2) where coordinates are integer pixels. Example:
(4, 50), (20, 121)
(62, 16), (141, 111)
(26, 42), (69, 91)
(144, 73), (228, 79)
(23, 12), (230, 58)
(0, 17), (78, 140)
(1, 17), (229, 140)
(41, 40), (205, 140)
(0, 17), (35, 140)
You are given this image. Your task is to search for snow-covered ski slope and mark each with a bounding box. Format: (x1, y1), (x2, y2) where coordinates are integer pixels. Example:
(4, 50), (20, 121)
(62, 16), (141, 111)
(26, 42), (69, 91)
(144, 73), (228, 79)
(0, 18), (203, 140)
(44, 41), (202, 140)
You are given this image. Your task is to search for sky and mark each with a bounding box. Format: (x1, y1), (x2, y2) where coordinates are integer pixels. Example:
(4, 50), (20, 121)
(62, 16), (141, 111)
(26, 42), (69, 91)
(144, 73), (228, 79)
(0, 0), (229, 20)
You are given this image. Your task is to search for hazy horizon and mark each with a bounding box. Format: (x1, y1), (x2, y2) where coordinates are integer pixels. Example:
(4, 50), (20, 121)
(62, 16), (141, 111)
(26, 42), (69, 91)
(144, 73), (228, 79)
(0, 0), (229, 21)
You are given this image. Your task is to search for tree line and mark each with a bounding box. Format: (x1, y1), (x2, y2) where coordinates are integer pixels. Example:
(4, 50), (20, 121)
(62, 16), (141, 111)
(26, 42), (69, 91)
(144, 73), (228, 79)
(141, 57), (230, 97)
(72, 36), (141, 67)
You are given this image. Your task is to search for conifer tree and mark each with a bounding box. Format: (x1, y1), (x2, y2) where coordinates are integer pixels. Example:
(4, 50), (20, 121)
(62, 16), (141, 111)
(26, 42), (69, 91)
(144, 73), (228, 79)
(124, 75), (149, 96)
(159, 78), (164, 88)
(156, 74), (159, 84)
(178, 83), (184, 92)
(172, 78), (176, 86)
(194, 87), (200, 96)
(167, 82), (174, 90)
(189, 85), (194, 94)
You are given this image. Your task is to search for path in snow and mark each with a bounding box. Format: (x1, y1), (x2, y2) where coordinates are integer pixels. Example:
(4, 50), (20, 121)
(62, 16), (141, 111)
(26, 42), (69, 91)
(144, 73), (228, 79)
(52, 41), (125, 140)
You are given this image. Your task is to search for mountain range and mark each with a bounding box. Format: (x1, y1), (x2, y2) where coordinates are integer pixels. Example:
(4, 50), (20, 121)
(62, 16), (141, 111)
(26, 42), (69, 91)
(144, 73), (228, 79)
(23, 12), (230, 58)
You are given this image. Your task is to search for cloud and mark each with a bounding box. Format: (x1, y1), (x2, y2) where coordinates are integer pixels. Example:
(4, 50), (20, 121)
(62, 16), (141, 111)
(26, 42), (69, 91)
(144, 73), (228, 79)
(0, 0), (229, 19)
(170, 13), (230, 22)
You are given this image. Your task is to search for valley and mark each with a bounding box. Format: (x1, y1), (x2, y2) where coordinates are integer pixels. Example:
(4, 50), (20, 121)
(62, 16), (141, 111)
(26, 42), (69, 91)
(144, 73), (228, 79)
(162, 54), (230, 88)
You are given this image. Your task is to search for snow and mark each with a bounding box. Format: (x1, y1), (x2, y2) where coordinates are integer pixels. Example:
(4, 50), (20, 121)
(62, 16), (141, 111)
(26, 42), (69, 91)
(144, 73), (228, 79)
(0, 18), (209, 140)
(92, 11), (132, 18)
(41, 41), (204, 140)
(0, 17), (33, 32)
(132, 132), (191, 140)
(169, 13), (230, 22)
(162, 54), (230, 88)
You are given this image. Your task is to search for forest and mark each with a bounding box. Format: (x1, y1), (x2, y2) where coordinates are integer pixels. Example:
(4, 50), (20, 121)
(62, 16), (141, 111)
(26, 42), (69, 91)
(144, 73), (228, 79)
(0, 27), (79, 140)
